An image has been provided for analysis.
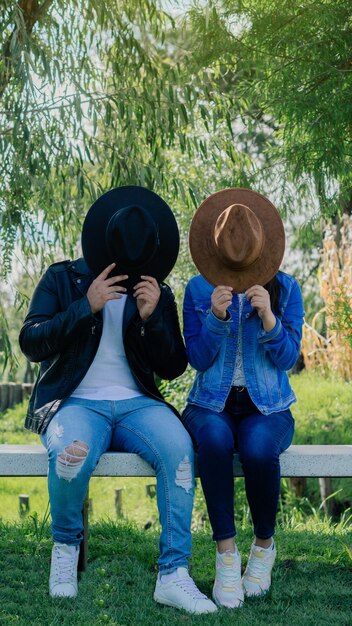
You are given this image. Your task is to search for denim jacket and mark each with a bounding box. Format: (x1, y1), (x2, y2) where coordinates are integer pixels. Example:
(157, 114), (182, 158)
(183, 271), (304, 415)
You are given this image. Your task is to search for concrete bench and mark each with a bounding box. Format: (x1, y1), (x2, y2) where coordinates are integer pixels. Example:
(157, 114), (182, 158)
(1, 444), (351, 569)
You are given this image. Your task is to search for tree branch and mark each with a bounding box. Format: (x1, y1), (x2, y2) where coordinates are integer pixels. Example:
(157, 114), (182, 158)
(0, 0), (55, 99)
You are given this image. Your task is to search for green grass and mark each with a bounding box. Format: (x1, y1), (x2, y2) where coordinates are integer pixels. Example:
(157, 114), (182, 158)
(290, 371), (352, 445)
(0, 517), (351, 626)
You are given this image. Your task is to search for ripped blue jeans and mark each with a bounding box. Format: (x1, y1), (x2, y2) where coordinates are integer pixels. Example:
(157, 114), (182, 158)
(40, 396), (194, 573)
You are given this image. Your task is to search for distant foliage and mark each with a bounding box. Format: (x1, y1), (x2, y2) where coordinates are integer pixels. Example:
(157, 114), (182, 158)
(2, 0), (352, 375)
(290, 371), (352, 445)
(0, 0), (247, 373)
(0, 0), (242, 277)
(189, 0), (352, 215)
(302, 215), (352, 379)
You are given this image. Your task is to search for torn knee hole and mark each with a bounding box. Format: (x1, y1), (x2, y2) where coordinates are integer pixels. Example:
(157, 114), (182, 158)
(60, 440), (89, 463)
(56, 440), (89, 480)
(175, 455), (193, 494)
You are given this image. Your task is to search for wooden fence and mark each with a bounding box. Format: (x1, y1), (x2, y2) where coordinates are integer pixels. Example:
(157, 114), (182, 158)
(0, 383), (33, 413)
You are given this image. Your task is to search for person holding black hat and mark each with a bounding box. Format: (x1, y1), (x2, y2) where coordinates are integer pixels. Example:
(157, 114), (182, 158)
(181, 188), (304, 608)
(19, 186), (217, 614)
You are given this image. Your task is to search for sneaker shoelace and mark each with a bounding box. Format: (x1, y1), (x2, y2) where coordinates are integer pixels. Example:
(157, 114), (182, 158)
(52, 548), (77, 584)
(173, 576), (208, 599)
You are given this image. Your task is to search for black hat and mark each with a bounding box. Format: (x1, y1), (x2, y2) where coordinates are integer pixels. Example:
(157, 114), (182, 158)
(81, 186), (180, 290)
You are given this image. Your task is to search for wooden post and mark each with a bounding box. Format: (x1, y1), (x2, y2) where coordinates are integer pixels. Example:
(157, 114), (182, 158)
(0, 385), (9, 413)
(13, 384), (24, 408)
(78, 489), (89, 572)
(289, 477), (307, 498)
(88, 498), (93, 516)
(19, 494), (30, 517)
(145, 484), (156, 499)
(24, 361), (35, 384)
(115, 488), (123, 517)
(22, 383), (34, 399)
(319, 477), (336, 516)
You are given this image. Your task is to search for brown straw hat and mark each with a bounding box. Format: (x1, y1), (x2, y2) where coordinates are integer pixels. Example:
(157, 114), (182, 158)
(189, 188), (285, 293)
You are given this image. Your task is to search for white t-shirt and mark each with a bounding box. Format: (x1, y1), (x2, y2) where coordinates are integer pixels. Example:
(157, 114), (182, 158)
(71, 295), (143, 400)
(232, 293), (247, 387)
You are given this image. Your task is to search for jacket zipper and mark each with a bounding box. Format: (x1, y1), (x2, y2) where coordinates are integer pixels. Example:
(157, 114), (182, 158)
(123, 317), (174, 409)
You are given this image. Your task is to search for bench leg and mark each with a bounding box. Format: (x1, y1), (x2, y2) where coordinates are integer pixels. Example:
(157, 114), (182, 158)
(78, 489), (89, 572)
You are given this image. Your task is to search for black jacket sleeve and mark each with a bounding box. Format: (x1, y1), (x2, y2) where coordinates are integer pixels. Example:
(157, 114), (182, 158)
(136, 285), (188, 380)
(19, 267), (96, 363)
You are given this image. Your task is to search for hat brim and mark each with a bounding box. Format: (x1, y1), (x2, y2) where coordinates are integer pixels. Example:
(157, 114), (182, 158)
(189, 188), (285, 293)
(82, 186), (179, 289)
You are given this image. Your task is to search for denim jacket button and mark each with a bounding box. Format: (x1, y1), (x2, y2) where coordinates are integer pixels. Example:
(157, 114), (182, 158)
(77, 278), (81, 284)
(245, 313), (250, 318)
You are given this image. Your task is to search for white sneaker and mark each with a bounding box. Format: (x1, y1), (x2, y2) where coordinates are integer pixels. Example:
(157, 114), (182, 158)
(154, 567), (217, 614)
(212, 549), (244, 608)
(242, 540), (276, 596)
(49, 542), (79, 598)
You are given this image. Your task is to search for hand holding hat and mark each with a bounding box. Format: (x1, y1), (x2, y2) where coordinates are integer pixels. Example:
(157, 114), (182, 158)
(211, 285), (233, 320)
(245, 284), (277, 331)
(133, 275), (161, 321)
(86, 263), (128, 314)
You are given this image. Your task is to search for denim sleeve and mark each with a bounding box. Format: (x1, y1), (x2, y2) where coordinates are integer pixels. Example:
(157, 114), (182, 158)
(257, 278), (304, 371)
(183, 282), (231, 372)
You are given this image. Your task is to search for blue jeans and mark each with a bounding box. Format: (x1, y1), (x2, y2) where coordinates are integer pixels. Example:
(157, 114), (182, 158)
(182, 387), (294, 541)
(41, 396), (194, 573)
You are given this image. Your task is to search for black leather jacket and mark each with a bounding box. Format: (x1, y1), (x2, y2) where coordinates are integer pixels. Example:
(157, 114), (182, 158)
(19, 258), (188, 433)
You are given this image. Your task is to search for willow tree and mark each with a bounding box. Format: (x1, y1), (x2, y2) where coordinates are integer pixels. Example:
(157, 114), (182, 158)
(1, 0), (252, 372)
(0, 0), (240, 278)
(188, 0), (352, 306)
(188, 0), (352, 217)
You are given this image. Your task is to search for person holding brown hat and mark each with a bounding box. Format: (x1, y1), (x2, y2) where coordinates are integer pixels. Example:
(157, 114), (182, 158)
(182, 188), (304, 608)
(19, 186), (217, 614)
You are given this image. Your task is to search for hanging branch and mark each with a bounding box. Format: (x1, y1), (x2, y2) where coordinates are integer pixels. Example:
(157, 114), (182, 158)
(0, 0), (55, 99)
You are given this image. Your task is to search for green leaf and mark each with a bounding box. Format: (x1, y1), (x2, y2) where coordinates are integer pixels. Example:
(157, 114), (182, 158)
(179, 103), (188, 125)
(77, 171), (84, 197)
